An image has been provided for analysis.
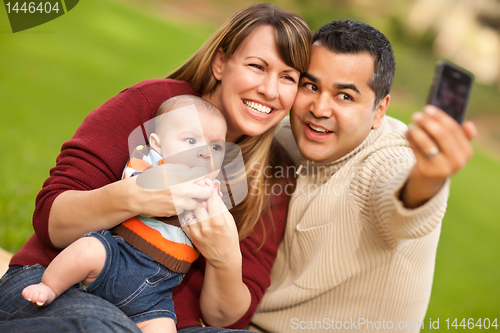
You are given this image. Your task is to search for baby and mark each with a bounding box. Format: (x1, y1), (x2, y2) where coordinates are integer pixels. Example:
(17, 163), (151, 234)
(22, 95), (227, 333)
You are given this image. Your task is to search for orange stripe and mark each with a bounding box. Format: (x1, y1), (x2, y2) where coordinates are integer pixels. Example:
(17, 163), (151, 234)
(127, 158), (153, 172)
(122, 218), (198, 262)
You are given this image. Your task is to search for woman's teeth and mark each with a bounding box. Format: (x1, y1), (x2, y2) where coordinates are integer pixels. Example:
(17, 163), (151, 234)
(244, 100), (272, 114)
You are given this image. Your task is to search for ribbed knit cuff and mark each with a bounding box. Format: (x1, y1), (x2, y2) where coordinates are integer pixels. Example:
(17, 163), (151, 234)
(383, 166), (450, 241)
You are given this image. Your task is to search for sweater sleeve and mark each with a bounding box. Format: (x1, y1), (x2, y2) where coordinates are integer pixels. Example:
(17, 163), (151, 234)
(31, 79), (197, 250)
(351, 142), (449, 248)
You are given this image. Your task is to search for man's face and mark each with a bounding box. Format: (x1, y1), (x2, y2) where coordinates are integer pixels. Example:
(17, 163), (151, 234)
(290, 43), (389, 164)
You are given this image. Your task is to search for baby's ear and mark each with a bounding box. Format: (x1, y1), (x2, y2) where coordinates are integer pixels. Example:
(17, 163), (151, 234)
(149, 133), (161, 154)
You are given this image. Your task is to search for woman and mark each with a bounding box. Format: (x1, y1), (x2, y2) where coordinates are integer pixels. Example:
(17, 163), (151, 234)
(0, 3), (311, 332)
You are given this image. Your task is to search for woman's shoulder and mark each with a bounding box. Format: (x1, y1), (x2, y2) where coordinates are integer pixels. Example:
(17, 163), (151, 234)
(124, 78), (199, 96)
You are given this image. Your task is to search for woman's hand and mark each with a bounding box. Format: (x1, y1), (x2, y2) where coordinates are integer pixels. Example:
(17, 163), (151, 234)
(133, 164), (214, 217)
(181, 187), (251, 326)
(48, 164), (213, 248)
(182, 186), (241, 268)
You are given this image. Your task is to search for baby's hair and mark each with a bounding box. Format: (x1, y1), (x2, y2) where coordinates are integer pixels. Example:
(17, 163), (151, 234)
(157, 95), (221, 118)
(154, 95), (225, 135)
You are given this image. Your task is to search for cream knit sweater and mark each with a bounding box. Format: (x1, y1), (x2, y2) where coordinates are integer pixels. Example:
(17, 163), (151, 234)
(249, 116), (449, 333)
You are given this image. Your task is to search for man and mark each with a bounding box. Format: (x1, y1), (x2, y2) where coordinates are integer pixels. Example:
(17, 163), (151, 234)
(249, 20), (475, 332)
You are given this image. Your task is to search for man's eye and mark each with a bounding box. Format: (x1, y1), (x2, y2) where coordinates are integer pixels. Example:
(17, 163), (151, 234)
(303, 83), (318, 92)
(185, 138), (197, 145)
(338, 93), (353, 101)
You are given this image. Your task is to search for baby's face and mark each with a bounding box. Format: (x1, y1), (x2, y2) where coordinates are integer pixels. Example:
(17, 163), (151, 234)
(152, 108), (227, 179)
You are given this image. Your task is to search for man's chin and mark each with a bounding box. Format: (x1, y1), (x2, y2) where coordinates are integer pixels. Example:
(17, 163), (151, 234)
(298, 149), (328, 164)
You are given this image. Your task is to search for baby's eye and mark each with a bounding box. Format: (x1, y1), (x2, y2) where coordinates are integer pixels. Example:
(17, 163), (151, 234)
(211, 144), (223, 152)
(185, 138), (197, 145)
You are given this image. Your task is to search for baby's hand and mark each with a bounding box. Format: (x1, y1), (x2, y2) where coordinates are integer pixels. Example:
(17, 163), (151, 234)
(196, 177), (214, 187)
(196, 177), (214, 208)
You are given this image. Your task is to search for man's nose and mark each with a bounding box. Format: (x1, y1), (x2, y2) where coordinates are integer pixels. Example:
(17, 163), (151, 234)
(310, 93), (333, 118)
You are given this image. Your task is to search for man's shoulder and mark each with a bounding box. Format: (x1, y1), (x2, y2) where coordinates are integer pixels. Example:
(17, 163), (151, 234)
(366, 115), (410, 151)
(379, 115), (408, 138)
(359, 116), (414, 172)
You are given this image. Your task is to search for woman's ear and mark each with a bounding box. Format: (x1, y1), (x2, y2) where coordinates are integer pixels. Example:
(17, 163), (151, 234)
(211, 47), (225, 81)
(149, 133), (162, 155)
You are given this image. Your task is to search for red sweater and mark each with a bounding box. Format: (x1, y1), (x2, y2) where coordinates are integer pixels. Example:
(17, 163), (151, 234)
(10, 79), (289, 329)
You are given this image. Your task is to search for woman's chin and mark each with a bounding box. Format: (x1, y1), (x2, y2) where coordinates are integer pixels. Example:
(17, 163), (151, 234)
(240, 118), (283, 137)
(241, 126), (272, 138)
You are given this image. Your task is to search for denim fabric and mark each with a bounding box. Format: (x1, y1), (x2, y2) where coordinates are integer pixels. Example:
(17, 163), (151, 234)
(0, 264), (141, 333)
(178, 327), (255, 332)
(81, 230), (184, 323)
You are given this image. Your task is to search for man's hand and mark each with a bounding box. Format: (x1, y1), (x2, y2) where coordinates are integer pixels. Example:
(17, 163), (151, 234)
(401, 105), (476, 208)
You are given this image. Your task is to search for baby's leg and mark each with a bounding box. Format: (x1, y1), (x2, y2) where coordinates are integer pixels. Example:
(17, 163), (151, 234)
(136, 318), (177, 333)
(22, 236), (106, 306)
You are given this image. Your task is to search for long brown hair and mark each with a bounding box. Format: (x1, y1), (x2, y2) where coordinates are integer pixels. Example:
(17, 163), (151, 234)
(168, 3), (311, 240)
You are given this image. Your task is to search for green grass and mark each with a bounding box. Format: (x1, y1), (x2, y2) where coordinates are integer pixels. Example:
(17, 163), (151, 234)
(423, 151), (500, 324)
(0, 0), (214, 252)
(1, 0), (499, 329)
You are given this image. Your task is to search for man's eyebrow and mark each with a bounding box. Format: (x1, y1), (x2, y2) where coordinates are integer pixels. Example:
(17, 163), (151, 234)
(335, 83), (360, 94)
(301, 72), (318, 82)
(301, 73), (361, 94)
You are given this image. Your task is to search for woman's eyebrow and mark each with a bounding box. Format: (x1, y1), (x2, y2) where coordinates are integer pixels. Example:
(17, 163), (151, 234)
(245, 56), (268, 66)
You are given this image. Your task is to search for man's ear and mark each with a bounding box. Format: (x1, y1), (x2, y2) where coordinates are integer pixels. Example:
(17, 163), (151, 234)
(211, 47), (226, 81)
(149, 133), (161, 155)
(372, 94), (390, 129)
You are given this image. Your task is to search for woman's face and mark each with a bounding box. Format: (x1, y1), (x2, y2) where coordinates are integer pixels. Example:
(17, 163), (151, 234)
(208, 24), (300, 142)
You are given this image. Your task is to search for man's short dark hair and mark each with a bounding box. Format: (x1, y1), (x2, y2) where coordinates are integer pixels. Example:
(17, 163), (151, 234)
(312, 20), (395, 107)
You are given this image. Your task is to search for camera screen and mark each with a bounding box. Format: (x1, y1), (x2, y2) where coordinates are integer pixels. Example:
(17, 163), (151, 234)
(433, 64), (473, 123)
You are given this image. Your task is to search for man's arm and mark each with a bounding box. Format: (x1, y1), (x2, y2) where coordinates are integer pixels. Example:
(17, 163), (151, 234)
(401, 105), (476, 208)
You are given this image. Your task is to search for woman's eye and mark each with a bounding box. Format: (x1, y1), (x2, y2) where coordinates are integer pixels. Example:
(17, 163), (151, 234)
(338, 93), (353, 101)
(284, 75), (297, 83)
(249, 64), (264, 70)
(185, 138), (197, 145)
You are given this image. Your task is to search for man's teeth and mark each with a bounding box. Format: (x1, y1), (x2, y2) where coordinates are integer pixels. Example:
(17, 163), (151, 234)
(244, 100), (272, 114)
(309, 124), (329, 133)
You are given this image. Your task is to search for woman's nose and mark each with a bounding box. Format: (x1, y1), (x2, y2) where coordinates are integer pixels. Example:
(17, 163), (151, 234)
(257, 75), (279, 100)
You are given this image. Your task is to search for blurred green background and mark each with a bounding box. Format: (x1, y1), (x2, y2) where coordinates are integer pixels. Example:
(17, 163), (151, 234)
(1, 0), (499, 330)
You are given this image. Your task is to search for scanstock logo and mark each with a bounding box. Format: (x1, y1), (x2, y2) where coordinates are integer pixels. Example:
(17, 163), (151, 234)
(3, 0), (79, 33)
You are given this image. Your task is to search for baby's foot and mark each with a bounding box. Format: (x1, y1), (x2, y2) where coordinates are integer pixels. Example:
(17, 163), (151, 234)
(22, 282), (57, 307)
